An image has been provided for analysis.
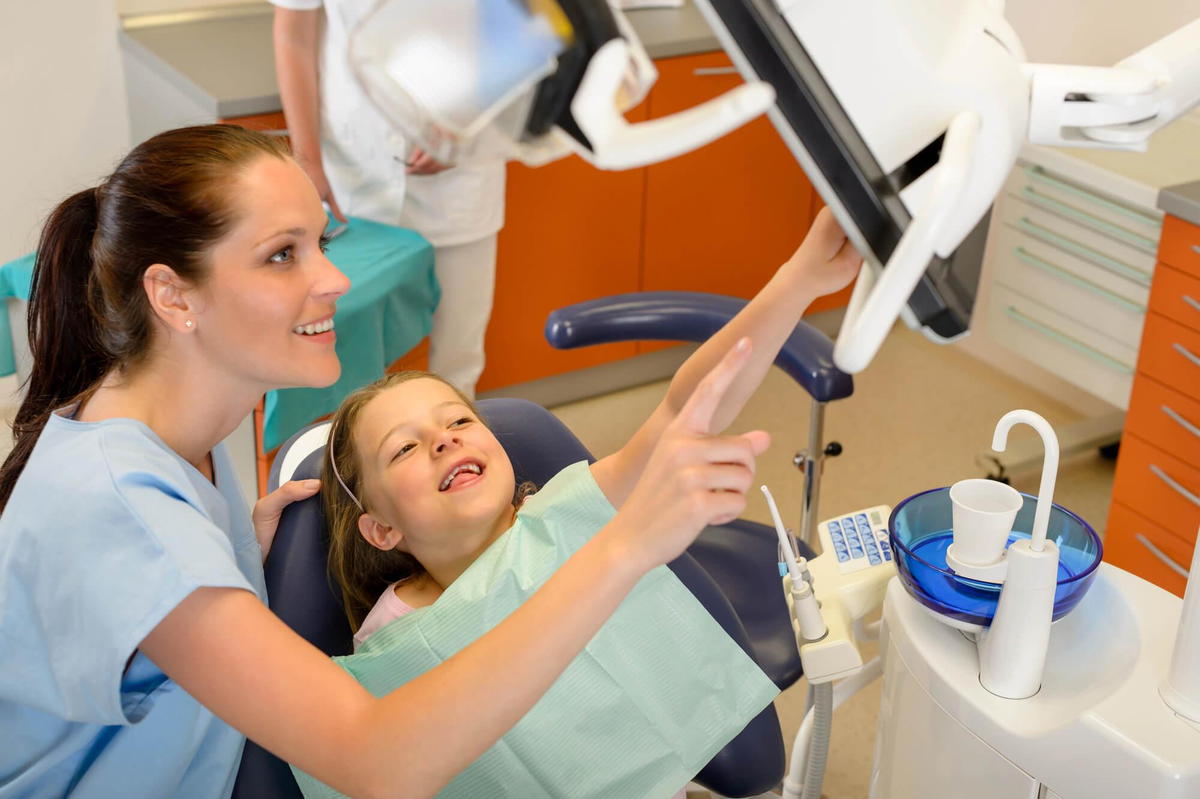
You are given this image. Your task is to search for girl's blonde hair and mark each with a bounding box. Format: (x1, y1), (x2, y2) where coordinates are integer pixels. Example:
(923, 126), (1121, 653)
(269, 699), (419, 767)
(322, 371), (536, 630)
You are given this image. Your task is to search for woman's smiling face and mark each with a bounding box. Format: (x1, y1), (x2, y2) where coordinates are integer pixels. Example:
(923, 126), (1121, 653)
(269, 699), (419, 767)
(190, 154), (350, 392)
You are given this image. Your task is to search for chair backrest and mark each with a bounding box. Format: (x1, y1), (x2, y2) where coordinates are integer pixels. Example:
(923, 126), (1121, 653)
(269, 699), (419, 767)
(233, 397), (782, 798)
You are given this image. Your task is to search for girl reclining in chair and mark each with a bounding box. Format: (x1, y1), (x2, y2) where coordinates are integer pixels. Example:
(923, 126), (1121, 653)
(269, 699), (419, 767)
(306, 209), (860, 798)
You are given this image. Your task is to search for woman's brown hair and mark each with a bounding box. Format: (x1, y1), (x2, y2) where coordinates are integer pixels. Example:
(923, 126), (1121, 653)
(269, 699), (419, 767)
(323, 371), (537, 630)
(0, 125), (290, 510)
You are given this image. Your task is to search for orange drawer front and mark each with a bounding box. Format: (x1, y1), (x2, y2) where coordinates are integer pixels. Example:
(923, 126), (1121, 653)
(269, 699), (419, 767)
(1110, 432), (1200, 536)
(1137, 311), (1200, 402)
(1159, 215), (1200, 279)
(1124, 374), (1200, 467)
(1148, 263), (1200, 334)
(1105, 501), (1192, 596)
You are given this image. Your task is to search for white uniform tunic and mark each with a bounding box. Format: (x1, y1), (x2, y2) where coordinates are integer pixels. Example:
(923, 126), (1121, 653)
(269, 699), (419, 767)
(268, 0), (506, 248)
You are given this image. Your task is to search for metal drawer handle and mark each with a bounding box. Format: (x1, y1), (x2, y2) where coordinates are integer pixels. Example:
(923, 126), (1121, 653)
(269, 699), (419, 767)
(1184, 294), (1200, 314)
(1004, 306), (1134, 374)
(1149, 463), (1200, 508)
(1020, 186), (1159, 252)
(1023, 166), (1162, 227)
(1174, 342), (1200, 369)
(1014, 217), (1152, 286)
(1135, 533), (1191, 578)
(1162, 405), (1200, 441)
(1012, 247), (1146, 313)
(693, 67), (740, 76)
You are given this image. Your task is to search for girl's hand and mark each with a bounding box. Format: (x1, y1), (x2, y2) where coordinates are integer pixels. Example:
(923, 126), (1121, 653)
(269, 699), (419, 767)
(780, 206), (863, 298)
(252, 479), (321, 561)
(610, 339), (770, 571)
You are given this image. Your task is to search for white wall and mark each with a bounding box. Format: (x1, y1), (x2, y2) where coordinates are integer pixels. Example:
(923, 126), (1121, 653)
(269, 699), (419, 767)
(1004, 0), (1198, 66)
(0, 1), (130, 264)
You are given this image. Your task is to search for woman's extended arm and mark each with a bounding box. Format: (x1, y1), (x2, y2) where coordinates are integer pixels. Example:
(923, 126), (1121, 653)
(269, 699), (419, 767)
(273, 7), (346, 222)
(590, 208), (861, 507)
(142, 535), (640, 799)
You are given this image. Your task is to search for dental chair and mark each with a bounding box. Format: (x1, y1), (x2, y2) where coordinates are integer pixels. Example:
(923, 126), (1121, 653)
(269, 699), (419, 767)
(232, 291), (853, 799)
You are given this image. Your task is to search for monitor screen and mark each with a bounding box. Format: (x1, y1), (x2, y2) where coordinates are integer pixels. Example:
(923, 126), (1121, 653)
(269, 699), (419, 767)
(700, 0), (989, 342)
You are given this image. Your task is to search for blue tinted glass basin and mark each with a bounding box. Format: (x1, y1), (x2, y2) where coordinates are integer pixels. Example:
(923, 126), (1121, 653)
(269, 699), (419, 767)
(889, 487), (1103, 628)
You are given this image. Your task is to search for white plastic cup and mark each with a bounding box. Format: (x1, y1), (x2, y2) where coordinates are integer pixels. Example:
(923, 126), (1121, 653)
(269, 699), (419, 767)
(949, 479), (1023, 566)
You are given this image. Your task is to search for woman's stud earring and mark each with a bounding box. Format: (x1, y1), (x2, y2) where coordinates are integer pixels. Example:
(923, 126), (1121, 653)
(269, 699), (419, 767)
(185, 319), (194, 329)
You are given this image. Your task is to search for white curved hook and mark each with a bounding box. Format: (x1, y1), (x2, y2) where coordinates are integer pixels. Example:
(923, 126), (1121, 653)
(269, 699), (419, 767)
(991, 410), (1060, 551)
(570, 39), (775, 170)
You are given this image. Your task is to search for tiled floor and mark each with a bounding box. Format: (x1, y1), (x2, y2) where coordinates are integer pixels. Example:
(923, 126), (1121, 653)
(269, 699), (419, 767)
(550, 324), (1117, 798)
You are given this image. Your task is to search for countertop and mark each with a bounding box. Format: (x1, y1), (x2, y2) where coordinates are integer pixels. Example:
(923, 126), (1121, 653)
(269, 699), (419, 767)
(1159, 181), (1200, 227)
(119, 1), (721, 120)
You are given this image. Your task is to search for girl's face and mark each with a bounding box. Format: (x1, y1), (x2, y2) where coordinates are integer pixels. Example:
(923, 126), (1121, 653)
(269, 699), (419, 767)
(191, 155), (349, 392)
(354, 378), (517, 562)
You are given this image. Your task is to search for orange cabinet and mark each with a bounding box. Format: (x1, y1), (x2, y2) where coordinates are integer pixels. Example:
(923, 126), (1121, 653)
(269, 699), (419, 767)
(1158, 215), (1200, 279)
(1107, 213), (1200, 594)
(218, 111), (287, 133)
(479, 147), (648, 392)
(1105, 501), (1191, 596)
(641, 52), (820, 299)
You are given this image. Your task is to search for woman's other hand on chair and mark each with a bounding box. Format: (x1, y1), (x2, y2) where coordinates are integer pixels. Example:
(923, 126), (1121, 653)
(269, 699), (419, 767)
(252, 479), (321, 561)
(779, 206), (863, 298)
(606, 339), (770, 571)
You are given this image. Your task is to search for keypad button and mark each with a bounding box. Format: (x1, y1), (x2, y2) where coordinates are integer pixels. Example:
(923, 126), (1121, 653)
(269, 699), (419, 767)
(882, 549), (893, 561)
(856, 514), (868, 524)
(836, 549), (849, 562)
(828, 521), (841, 533)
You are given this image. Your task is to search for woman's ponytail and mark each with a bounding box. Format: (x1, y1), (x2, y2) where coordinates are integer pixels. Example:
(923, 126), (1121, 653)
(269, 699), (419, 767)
(0, 188), (110, 509)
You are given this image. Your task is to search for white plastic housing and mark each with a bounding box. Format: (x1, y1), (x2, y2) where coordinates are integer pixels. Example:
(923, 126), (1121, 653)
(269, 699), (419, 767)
(1161, 529), (1200, 723)
(977, 538), (1060, 698)
(873, 569), (1200, 797)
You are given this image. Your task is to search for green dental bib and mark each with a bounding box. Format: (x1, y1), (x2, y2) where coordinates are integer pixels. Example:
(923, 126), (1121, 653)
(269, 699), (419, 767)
(293, 461), (779, 799)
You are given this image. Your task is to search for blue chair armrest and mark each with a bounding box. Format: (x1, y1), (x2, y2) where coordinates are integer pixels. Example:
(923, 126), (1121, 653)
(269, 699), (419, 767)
(545, 291), (853, 403)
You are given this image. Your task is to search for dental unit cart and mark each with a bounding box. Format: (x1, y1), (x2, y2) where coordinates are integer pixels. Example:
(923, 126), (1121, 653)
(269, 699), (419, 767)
(776, 410), (1200, 799)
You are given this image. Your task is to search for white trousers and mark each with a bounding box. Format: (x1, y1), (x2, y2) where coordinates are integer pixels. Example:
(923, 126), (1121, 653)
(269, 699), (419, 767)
(427, 234), (498, 399)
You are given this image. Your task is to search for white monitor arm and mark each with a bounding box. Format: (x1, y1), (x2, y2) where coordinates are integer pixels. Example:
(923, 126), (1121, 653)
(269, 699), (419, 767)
(1027, 18), (1200, 150)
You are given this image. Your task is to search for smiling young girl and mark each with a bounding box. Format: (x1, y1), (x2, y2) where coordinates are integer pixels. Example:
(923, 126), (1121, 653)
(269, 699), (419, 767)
(324, 206), (861, 649)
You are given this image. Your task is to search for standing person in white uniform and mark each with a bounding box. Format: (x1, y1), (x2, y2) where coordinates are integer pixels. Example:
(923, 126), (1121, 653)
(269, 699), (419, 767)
(273, 0), (505, 398)
(0, 124), (767, 798)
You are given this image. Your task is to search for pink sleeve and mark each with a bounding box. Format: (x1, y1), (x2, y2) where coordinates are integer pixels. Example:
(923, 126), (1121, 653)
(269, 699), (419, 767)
(352, 584), (416, 650)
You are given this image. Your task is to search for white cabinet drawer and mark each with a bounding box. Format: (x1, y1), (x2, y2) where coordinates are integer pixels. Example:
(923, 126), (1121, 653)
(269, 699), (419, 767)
(987, 284), (1136, 409)
(988, 224), (1147, 349)
(997, 196), (1157, 283)
(1003, 162), (1163, 255)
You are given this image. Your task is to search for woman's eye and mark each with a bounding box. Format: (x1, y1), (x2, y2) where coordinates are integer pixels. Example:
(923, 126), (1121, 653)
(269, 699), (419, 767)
(268, 245), (294, 264)
(450, 417), (473, 428)
(318, 235), (332, 254)
(390, 443), (415, 463)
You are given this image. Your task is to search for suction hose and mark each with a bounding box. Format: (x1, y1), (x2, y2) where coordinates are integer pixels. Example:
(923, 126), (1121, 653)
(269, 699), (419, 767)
(803, 682), (833, 799)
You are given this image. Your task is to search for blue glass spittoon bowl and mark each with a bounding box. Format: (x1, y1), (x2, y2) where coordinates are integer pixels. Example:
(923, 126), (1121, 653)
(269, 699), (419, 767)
(888, 487), (1103, 629)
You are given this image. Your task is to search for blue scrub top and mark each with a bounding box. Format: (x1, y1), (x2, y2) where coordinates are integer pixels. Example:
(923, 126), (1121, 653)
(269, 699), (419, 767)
(0, 413), (267, 798)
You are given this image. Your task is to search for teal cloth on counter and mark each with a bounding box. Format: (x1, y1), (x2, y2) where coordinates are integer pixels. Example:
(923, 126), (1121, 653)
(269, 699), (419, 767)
(0, 219), (437, 451)
(292, 461), (779, 799)
(0, 253), (35, 377)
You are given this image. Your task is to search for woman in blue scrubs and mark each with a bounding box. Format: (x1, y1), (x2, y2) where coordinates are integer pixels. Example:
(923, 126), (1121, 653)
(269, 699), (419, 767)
(0, 125), (762, 798)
